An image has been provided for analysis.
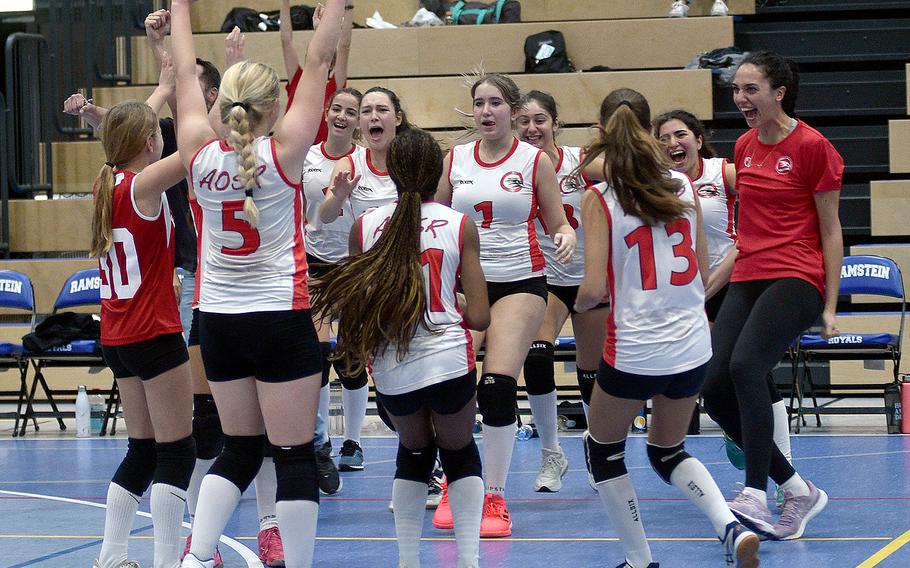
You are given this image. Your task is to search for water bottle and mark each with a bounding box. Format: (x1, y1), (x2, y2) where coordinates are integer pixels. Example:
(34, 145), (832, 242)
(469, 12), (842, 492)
(515, 424), (535, 441)
(472, 420), (482, 434)
(631, 407), (648, 433)
(89, 389), (105, 435)
(885, 382), (901, 434)
(75, 385), (91, 438)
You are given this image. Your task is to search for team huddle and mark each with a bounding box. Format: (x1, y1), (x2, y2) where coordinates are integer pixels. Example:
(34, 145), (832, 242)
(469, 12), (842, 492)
(71, 1), (845, 567)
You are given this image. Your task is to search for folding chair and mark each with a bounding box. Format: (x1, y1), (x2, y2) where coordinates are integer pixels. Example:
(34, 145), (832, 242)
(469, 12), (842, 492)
(21, 268), (118, 437)
(0, 270), (37, 436)
(791, 255), (905, 432)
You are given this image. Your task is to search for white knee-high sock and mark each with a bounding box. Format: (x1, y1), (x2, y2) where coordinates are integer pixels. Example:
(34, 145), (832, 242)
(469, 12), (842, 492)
(392, 479), (428, 567)
(150, 483), (187, 568)
(668, 458), (736, 538)
(481, 422), (516, 495)
(771, 400), (792, 464)
(275, 500), (320, 568)
(98, 483), (141, 567)
(447, 476), (484, 568)
(342, 385), (369, 443)
(595, 474), (652, 568)
(187, 458), (215, 523)
(255, 457), (279, 530)
(188, 475), (241, 560)
(528, 391), (559, 451)
(318, 384), (331, 440)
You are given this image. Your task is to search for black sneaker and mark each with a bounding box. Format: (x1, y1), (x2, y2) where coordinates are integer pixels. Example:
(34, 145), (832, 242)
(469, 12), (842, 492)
(316, 441), (342, 495)
(338, 439), (364, 471)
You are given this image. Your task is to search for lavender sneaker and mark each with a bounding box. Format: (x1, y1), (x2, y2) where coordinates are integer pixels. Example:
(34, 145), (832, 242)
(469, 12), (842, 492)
(729, 489), (776, 537)
(773, 480), (828, 540)
(721, 521), (760, 568)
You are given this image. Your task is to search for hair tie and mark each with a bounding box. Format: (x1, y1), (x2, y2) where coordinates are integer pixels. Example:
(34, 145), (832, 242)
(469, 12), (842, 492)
(618, 101), (632, 109)
(105, 161), (115, 168)
(244, 188), (254, 198)
(231, 101), (249, 111)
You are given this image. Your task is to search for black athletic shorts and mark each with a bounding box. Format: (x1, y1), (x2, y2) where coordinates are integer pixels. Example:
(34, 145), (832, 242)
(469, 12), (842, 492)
(200, 309), (322, 383)
(705, 283), (729, 323)
(102, 333), (189, 381)
(547, 284), (610, 315)
(377, 370), (477, 417)
(596, 359), (707, 401)
(306, 253), (337, 281)
(487, 276), (548, 306)
(187, 308), (200, 347)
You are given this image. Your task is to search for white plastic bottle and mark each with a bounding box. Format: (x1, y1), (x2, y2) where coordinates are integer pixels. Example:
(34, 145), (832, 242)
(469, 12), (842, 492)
(75, 385), (91, 438)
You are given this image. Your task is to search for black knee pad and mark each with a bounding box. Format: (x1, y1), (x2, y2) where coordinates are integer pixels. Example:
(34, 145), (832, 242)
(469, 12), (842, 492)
(208, 434), (266, 493)
(647, 442), (691, 485)
(112, 437), (157, 496)
(523, 341), (556, 396)
(584, 433), (628, 484)
(336, 367), (368, 390)
(319, 342), (332, 388)
(273, 442), (319, 504)
(477, 373), (517, 427)
(576, 368), (596, 406)
(438, 440), (482, 484)
(193, 415), (223, 460)
(154, 436), (197, 489)
(375, 397), (397, 432)
(395, 443), (438, 484)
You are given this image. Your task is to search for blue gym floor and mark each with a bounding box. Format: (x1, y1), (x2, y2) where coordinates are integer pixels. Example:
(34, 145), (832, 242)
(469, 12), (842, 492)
(0, 434), (908, 567)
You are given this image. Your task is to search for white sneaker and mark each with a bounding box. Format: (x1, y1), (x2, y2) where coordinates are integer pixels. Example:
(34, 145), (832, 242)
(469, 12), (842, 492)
(711, 0), (730, 16)
(533, 446), (569, 492)
(669, 1), (689, 17)
(181, 554), (215, 568)
(94, 561), (141, 568)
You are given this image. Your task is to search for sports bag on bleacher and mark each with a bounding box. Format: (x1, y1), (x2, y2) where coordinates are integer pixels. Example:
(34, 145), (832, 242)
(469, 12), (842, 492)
(451, 0), (521, 25)
(524, 30), (573, 73)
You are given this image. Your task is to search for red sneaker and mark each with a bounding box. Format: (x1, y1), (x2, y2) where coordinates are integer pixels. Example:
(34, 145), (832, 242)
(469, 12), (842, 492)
(182, 533), (224, 568)
(479, 493), (512, 538)
(432, 477), (453, 529)
(258, 526), (286, 567)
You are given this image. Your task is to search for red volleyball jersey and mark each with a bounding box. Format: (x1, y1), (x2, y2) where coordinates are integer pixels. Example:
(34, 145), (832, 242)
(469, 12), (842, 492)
(99, 170), (183, 346)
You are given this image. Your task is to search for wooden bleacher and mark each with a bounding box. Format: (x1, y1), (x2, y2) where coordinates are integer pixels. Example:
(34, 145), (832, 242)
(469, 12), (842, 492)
(889, 119), (910, 173)
(870, 180), (910, 237)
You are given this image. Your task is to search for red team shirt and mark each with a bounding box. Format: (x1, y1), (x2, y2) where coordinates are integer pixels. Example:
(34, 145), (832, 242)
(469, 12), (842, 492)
(99, 170), (183, 346)
(732, 120), (844, 296)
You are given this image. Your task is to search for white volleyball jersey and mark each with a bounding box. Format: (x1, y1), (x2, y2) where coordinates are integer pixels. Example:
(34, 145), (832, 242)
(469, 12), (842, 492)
(359, 201), (475, 395)
(303, 143), (362, 264)
(535, 146), (586, 286)
(349, 148), (398, 219)
(190, 137), (309, 313)
(593, 170), (711, 375)
(449, 138), (545, 282)
(691, 157), (736, 271)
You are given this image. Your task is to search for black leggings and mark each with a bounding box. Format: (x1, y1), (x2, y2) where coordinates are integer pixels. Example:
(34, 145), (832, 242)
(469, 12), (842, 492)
(702, 278), (823, 492)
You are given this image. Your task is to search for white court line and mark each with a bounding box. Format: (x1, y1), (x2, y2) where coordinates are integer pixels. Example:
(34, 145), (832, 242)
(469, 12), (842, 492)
(0, 489), (264, 568)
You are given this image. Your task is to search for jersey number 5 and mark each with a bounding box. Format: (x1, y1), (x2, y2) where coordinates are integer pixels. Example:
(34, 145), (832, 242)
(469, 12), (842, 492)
(624, 219), (698, 290)
(221, 200), (261, 256)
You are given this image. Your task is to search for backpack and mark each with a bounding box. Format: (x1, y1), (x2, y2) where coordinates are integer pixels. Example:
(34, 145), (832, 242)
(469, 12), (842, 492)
(524, 30), (572, 73)
(221, 5), (315, 33)
(450, 0), (521, 25)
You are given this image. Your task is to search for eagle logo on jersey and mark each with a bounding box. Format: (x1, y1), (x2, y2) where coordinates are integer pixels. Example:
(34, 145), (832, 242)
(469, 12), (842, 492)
(696, 184), (721, 198)
(559, 175), (581, 195)
(775, 156), (793, 175)
(500, 171), (526, 193)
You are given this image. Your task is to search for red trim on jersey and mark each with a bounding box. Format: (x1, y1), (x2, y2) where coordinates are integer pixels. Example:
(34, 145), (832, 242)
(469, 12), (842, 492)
(527, 151), (545, 272)
(218, 139), (233, 152)
(721, 159), (737, 240)
(190, 198), (204, 309)
(292, 188), (310, 309)
(721, 158), (734, 195)
(693, 157), (704, 183)
(365, 149), (388, 176)
(473, 137), (519, 168)
(345, 154), (357, 179)
(578, 148), (595, 186)
(455, 214), (476, 371)
(271, 138), (302, 190)
(553, 146), (565, 173)
(356, 216), (365, 253)
(320, 141), (356, 161)
(596, 193), (617, 367)
(285, 65), (303, 112)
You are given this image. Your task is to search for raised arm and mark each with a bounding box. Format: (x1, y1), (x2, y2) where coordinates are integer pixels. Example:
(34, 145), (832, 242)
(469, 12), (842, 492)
(63, 93), (107, 131)
(143, 51), (175, 115)
(274, 0), (344, 176)
(535, 151), (577, 263)
(170, 0), (218, 169)
(333, 3), (354, 87)
(320, 157), (359, 223)
(144, 9), (176, 117)
(279, 0), (301, 80)
(132, 153), (189, 218)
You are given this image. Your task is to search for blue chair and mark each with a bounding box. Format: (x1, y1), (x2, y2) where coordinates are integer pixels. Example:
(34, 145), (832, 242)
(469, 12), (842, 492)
(21, 268), (114, 436)
(0, 270), (37, 436)
(791, 255), (905, 432)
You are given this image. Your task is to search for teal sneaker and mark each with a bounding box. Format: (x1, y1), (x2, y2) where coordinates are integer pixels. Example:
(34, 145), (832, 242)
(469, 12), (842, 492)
(723, 432), (745, 471)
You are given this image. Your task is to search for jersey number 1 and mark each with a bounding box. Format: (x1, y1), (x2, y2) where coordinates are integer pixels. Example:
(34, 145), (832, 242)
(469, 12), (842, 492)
(419, 248), (446, 312)
(624, 219), (698, 290)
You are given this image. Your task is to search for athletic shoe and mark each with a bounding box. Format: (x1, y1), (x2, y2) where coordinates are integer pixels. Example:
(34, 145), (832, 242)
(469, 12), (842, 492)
(533, 446), (569, 492)
(722, 432), (745, 471)
(338, 439), (364, 471)
(711, 0), (730, 16)
(180, 554), (215, 568)
(668, 0), (689, 17)
(427, 467), (444, 509)
(432, 478), (454, 529)
(479, 493), (512, 538)
(181, 534), (224, 568)
(729, 489), (775, 537)
(258, 526), (285, 567)
(94, 561), (142, 568)
(316, 441), (342, 495)
(615, 563), (659, 567)
(721, 521), (760, 568)
(773, 480), (828, 540)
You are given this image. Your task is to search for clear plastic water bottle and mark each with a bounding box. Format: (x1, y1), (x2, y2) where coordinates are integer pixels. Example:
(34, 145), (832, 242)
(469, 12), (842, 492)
(89, 389), (105, 435)
(515, 424), (535, 441)
(75, 385), (91, 438)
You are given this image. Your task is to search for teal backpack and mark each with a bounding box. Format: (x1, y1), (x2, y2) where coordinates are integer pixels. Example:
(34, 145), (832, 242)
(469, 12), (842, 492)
(450, 1), (521, 25)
